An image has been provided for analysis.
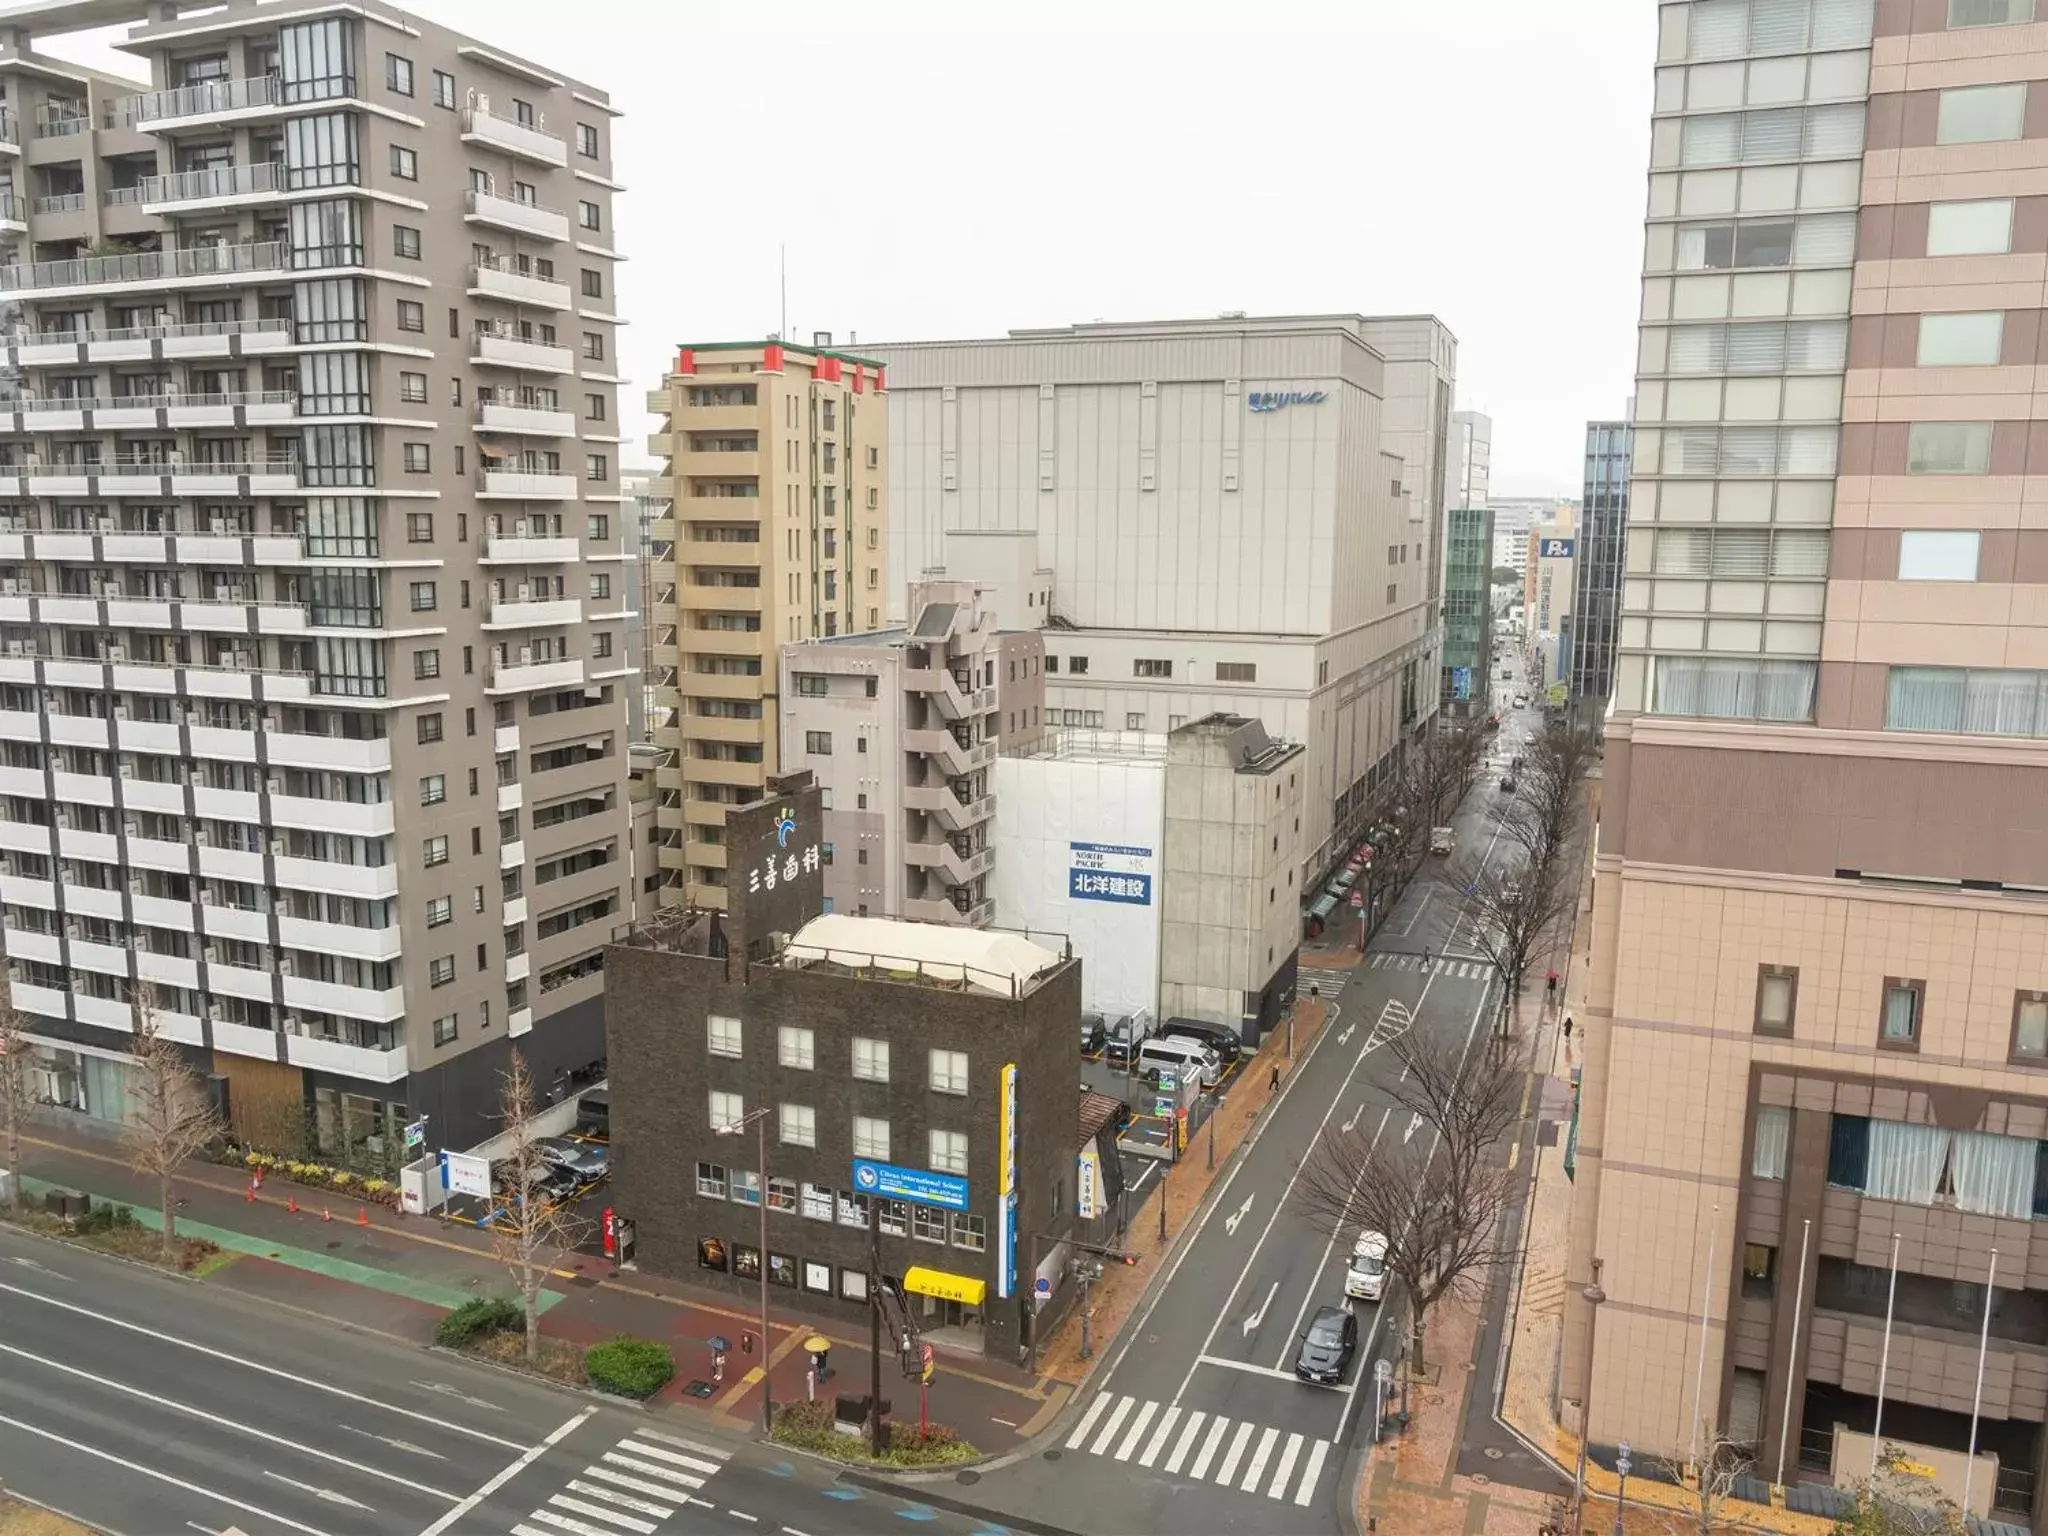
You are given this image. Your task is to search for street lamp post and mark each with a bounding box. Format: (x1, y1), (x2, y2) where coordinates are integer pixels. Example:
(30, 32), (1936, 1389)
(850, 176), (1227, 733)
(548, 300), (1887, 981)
(717, 1108), (775, 1432)
(1612, 1439), (1631, 1536)
(1570, 1257), (1606, 1532)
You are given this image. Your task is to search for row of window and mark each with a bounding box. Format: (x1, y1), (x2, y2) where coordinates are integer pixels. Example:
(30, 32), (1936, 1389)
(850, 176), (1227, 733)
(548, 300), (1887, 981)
(692, 1166), (987, 1250)
(1886, 666), (2048, 739)
(704, 1017), (968, 1092)
(383, 51), (605, 161)
(1038, 655), (1257, 683)
(1753, 962), (2048, 1063)
(705, 1091), (971, 1173)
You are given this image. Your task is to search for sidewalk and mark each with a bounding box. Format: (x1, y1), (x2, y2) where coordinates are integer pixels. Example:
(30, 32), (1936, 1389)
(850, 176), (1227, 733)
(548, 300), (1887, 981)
(10, 1121), (1053, 1451)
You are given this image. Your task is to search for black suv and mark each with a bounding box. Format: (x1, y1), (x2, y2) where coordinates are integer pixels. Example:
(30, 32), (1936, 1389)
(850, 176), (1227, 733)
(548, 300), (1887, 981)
(1080, 1012), (1107, 1055)
(1160, 1017), (1242, 1066)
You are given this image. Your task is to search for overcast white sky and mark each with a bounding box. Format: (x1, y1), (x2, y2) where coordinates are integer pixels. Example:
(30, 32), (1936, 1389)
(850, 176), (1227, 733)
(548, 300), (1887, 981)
(46, 0), (1653, 497)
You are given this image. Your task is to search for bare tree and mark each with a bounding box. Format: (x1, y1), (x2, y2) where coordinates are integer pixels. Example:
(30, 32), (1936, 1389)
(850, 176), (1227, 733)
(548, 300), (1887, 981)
(125, 984), (225, 1263)
(1515, 725), (1599, 873)
(489, 1048), (591, 1363)
(1651, 1426), (1755, 1535)
(0, 1002), (30, 1217)
(1829, 1453), (1971, 1536)
(1453, 852), (1576, 1034)
(1409, 720), (1488, 830)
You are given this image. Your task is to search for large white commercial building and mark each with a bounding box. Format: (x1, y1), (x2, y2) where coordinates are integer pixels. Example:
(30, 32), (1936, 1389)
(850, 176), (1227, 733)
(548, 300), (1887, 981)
(868, 315), (1456, 882)
(1450, 409), (1492, 512)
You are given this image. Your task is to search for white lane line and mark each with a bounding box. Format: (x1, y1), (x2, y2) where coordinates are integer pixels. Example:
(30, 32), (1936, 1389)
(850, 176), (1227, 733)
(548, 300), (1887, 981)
(0, 1339), (460, 1502)
(600, 1451), (704, 1489)
(784, 1529), (813, 1536)
(579, 1465), (684, 1502)
(1188, 1416), (1229, 1481)
(0, 1280), (526, 1451)
(1266, 1433), (1304, 1499)
(1239, 1426), (1280, 1493)
(417, 1408), (593, 1536)
(1164, 1410), (1205, 1475)
(1293, 1439), (1330, 1506)
(1064, 1392), (1112, 1450)
(515, 1526), (556, 1536)
(1214, 1422), (1255, 1487)
(1137, 1404), (1180, 1468)
(1113, 1400), (1157, 1462)
(729, 1513), (759, 1524)
(616, 1439), (723, 1477)
(0, 1409), (336, 1536)
(565, 1481), (673, 1519)
(1194, 1352), (1302, 1383)
(633, 1428), (731, 1460)
(1088, 1395), (1134, 1456)
(547, 1493), (656, 1534)
(528, 1511), (621, 1536)
(262, 1471), (370, 1510)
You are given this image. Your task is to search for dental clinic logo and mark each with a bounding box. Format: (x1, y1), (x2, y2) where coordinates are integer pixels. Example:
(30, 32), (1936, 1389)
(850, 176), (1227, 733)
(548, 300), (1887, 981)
(775, 808), (796, 848)
(1248, 390), (1327, 413)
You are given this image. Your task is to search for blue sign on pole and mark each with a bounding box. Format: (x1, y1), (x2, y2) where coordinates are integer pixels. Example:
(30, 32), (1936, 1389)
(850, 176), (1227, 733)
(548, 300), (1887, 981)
(851, 1158), (970, 1212)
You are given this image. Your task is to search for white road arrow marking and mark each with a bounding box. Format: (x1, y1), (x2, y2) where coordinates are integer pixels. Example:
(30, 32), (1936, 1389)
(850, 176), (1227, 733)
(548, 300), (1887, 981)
(341, 1425), (447, 1460)
(1240, 1281), (1279, 1338)
(1341, 1102), (1364, 1135)
(411, 1380), (504, 1412)
(262, 1470), (372, 1510)
(3, 1256), (51, 1272)
(1403, 1112), (1425, 1145)
(1336, 1022), (1355, 1045)
(1225, 1194), (1256, 1236)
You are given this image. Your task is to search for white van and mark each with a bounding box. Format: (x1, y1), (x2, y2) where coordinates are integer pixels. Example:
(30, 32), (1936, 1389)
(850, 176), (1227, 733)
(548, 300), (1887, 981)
(1136, 1035), (1217, 1090)
(1345, 1230), (1389, 1302)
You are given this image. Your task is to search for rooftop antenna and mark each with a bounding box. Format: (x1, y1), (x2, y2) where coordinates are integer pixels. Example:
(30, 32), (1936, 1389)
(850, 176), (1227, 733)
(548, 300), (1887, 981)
(779, 243), (787, 344)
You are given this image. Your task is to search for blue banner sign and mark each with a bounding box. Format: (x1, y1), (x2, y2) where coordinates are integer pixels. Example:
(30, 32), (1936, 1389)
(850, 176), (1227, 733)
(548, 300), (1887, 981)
(852, 1158), (969, 1212)
(1248, 390), (1327, 413)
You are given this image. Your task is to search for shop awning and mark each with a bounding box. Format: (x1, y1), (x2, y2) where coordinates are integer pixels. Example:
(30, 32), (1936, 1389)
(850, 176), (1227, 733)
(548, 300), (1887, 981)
(902, 1266), (987, 1307)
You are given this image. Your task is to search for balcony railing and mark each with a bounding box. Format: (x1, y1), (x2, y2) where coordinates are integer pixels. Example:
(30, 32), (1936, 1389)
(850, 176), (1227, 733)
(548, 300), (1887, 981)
(31, 192), (84, 215)
(13, 389), (296, 415)
(35, 110), (89, 140)
(0, 240), (287, 293)
(123, 73), (286, 126)
(463, 189), (570, 242)
(459, 105), (567, 167)
(0, 109), (16, 147)
(138, 161), (283, 205)
(0, 195), (20, 225)
(19, 316), (292, 350)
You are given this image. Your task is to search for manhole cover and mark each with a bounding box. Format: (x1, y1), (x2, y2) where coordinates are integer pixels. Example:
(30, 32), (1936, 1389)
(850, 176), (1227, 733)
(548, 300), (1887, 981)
(1427, 1394), (1445, 1407)
(1470, 1473), (1491, 1487)
(956, 1471), (981, 1486)
(1042, 1449), (1063, 1462)
(681, 1380), (715, 1399)
(1483, 1447), (1504, 1460)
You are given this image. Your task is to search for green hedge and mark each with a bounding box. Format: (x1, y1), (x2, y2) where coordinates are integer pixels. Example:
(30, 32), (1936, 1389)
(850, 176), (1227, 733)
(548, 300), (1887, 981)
(770, 1398), (978, 1467)
(436, 1295), (522, 1347)
(584, 1335), (673, 1399)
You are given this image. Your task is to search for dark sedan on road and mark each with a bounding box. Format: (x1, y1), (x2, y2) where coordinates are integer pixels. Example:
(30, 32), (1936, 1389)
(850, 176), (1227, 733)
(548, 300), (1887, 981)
(1294, 1304), (1357, 1385)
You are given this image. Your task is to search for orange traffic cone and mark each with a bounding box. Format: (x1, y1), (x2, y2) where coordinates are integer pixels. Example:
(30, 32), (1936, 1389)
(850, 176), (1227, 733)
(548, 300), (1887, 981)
(321, 1207), (332, 1223)
(252, 1167), (263, 1189)
(245, 1183), (255, 1203)
(287, 1194), (298, 1214)
(357, 1207), (368, 1228)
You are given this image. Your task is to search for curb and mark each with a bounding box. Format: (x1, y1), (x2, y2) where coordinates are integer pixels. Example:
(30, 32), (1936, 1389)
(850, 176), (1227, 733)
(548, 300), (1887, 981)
(838, 1470), (1085, 1536)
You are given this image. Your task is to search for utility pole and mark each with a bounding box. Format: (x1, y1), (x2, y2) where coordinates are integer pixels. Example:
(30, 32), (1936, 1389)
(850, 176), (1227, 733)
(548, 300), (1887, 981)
(868, 1196), (886, 1458)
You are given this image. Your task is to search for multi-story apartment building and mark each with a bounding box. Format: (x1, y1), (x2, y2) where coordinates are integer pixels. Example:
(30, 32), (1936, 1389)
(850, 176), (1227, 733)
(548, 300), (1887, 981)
(1569, 2), (2048, 1525)
(620, 465), (667, 742)
(778, 579), (1045, 926)
(1450, 407), (1492, 513)
(645, 339), (889, 912)
(1442, 504), (1494, 716)
(869, 314), (1453, 886)
(0, 0), (633, 1155)
(1569, 418), (1632, 732)
(1524, 508), (1576, 704)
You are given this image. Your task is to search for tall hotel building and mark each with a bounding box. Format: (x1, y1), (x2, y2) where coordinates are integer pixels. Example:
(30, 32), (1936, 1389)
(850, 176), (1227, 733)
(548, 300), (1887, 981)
(0, 1), (633, 1154)
(1570, 0), (2048, 1523)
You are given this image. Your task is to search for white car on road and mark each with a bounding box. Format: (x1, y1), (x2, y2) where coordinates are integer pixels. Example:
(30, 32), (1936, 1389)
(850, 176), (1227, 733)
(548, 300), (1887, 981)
(1345, 1231), (1389, 1302)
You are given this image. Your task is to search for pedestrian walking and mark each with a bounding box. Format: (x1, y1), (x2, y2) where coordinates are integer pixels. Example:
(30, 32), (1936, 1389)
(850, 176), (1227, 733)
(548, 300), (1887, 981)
(1269, 1063), (1281, 1093)
(1422, 946), (1433, 970)
(1545, 969), (1560, 1002)
(1563, 1014), (1574, 1040)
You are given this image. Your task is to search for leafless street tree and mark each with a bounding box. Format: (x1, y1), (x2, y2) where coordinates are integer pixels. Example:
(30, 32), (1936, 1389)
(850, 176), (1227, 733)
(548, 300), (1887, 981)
(1830, 1456), (1971, 1535)
(125, 983), (225, 1262)
(0, 1001), (30, 1217)
(1510, 726), (1599, 874)
(490, 1048), (592, 1363)
(1651, 1426), (1755, 1535)
(1410, 720), (1489, 830)
(1452, 851), (1577, 1034)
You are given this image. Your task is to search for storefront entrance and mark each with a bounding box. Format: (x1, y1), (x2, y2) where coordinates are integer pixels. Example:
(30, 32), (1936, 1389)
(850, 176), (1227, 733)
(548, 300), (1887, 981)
(902, 1264), (988, 1352)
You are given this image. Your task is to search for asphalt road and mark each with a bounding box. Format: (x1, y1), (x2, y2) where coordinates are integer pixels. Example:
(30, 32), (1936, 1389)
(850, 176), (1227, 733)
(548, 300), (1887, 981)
(0, 1223), (1007, 1536)
(956, 703), (1541, 1536)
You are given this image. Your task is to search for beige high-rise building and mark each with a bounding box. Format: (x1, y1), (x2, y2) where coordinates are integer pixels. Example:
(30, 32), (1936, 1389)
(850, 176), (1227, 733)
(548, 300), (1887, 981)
(1572, 2), (2048, 1525)
(0, 0), (632, 1154)
(645, 339), (888, 910)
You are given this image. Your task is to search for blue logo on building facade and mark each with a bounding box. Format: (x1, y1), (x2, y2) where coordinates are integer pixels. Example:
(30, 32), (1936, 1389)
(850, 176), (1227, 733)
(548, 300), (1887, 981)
(1538, 538), (1575, 560)
(851, 1158), (970, 1212)
(775, 808), (796, 848)
(1248, 390), (1328, 413)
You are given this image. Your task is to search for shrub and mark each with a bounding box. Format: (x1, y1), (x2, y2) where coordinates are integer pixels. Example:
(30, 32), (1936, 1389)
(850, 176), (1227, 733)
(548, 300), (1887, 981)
(73, 1203), (139, 1235)
(330, 1170), (352, 1187)
(584, 1335), (674, 1399)
(363, 1178), (388, 1196)
(771, 1398), (978, 1467)
(435, 1295), (522, 1347)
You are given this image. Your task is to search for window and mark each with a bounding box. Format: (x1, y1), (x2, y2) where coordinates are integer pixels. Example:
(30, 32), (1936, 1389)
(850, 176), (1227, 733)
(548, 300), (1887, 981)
(432, 1013), (458, 1046)
(805, 730), (832, 755)
(1937, 83), (2026, 145)
(403, 443), (431, 473)
(393, 224), (421, 259)
(1755, 965), (1797, 1036)
(406, 511), (434, 542)
(1906, 421), (1992, 475)
(1133, 659), (1172, 678)
(396, 300), (424, 333)
(1068, 656), (1089, 675)
(1927, 199), (2014, 256)
(766, 1176), (797, 1214)
(585, 452), (608, 481)
(707, 1013), (742, 1058)
(385, 53), (413, 95)
(779, 1103), (816, 1147)
(399, 371), (427, 404)
(576, 122), (599, 158)
(911, 1205), (946, 1244)
(389, 145), (418, 180)
(594, 633), (612, 659)
(853, 1116), (889, 1160)
(929, 1129), (968, 1174)
(1951, 0), (2034, 19)
(1879, 978), (1925, 1049)
(413, 648), (440, 680)
(416, 712), (443, 744)
(1741, 1243), (1777, 1300)
(696, 1161), (727, 1199)
(1215, 662), (1256, 683)
(2012, 991), (2048, 1062)
(419, 773), (446, 806)
(578, 199), (602, 231)
(429, 955), (454, 988)
(929, 1049), (969, 1094)
(586, 393), (607, 420)
(409, 580), (437, 611)
(588, 514), (609, 540)
(1885, 665), (2048, 735)
(591, 573), (612, 601)
(951, 1213), (986, 1251)
(1898, 530), (1980, 582)
(1916, 311), (2003, 367)
(778, 1025), (814, 1070)
(852, 1037), (889, 1082)
(731, 1169), (761, 1206)
(708, 1090), (743, 1134)
(582, 332), (605, 361)
(581, 268), (604, 298)
(432, 69), (455, 109)
(1752, 1106), (1791, 1181)
(425, 895), (452, 927)
(424, 835), (449, 866)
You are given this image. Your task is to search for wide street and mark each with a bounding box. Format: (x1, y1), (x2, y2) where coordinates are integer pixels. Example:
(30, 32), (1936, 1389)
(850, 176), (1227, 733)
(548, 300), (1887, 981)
(0, 1221), (1006, 1536)
(955, 703), (1543, 1536)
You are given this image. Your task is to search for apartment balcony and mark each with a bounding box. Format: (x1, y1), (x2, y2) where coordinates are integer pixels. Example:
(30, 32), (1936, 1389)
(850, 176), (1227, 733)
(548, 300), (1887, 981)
(17, 316), (294, 368)
(668, 402), (760, 433)
(682, 626), (766, 658)
(685, 715), (766, 747)
(123, 73), (290, 131)
(197, 901), (269, 946)
(476, 398), (576, 436)
(0, 193), (23, 235)
(284, 1031), (408, 1085)
(266, 793), (395, 838)
(508, 1006), (533, 1036)
(210, 1020), (280, 1062)
(506, 950), (531, 984)
(481, 534), (581, 564)
(675, 450), (761, 479)
(904, 728), (995, 778)
(500, 838), (526, 871)
(467, 259), (571, 311)
(460, 105), (568, 168)
(282, 973), (404, 1024)
(138, 160), (284, 213)
(463, 189), (570, 243)
(902, 894), (994, 928)
(905, 837), (996, 886)
(679, 799), (729, 829)
(688, 756), (767, 790)
(905, 782), (997, 834)
(8, 983), (64, 1022)
(902, 665), (995, 723)
(15, 457), (303, 498)
(478, 467), (578, 500)
(497, 781), (524, 814)
(676, 494), (764, 522)
(0, 240), (287, 302)
(495, 723), (521, 755)
(271, 854), (398, 902)
(471, 330), (574, 375)
(261, 732), (393, 775)
(680, 581), (763, 614)
(0, 111), (16, 155)
(487, 655), (585, 695)
(645, 516), (676, 543)
(276, 914), (401, 964)
(484, 596), (582, 630)
(505, 894), (529, 927)
(13, 389), (298, 433)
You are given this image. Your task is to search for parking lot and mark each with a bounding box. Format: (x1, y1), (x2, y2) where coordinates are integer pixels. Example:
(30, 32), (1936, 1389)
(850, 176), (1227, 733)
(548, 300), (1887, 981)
(1078, 1041), (1241, 1213)
(437, 1127), (612, 1235)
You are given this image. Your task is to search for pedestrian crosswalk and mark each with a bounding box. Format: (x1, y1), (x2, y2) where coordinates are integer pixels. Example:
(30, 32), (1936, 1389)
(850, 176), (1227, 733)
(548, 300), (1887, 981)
(512, 1427), (730, 1536)
(1063, 1392), (1333, 1507)
(1368, 952), (1490, 979)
